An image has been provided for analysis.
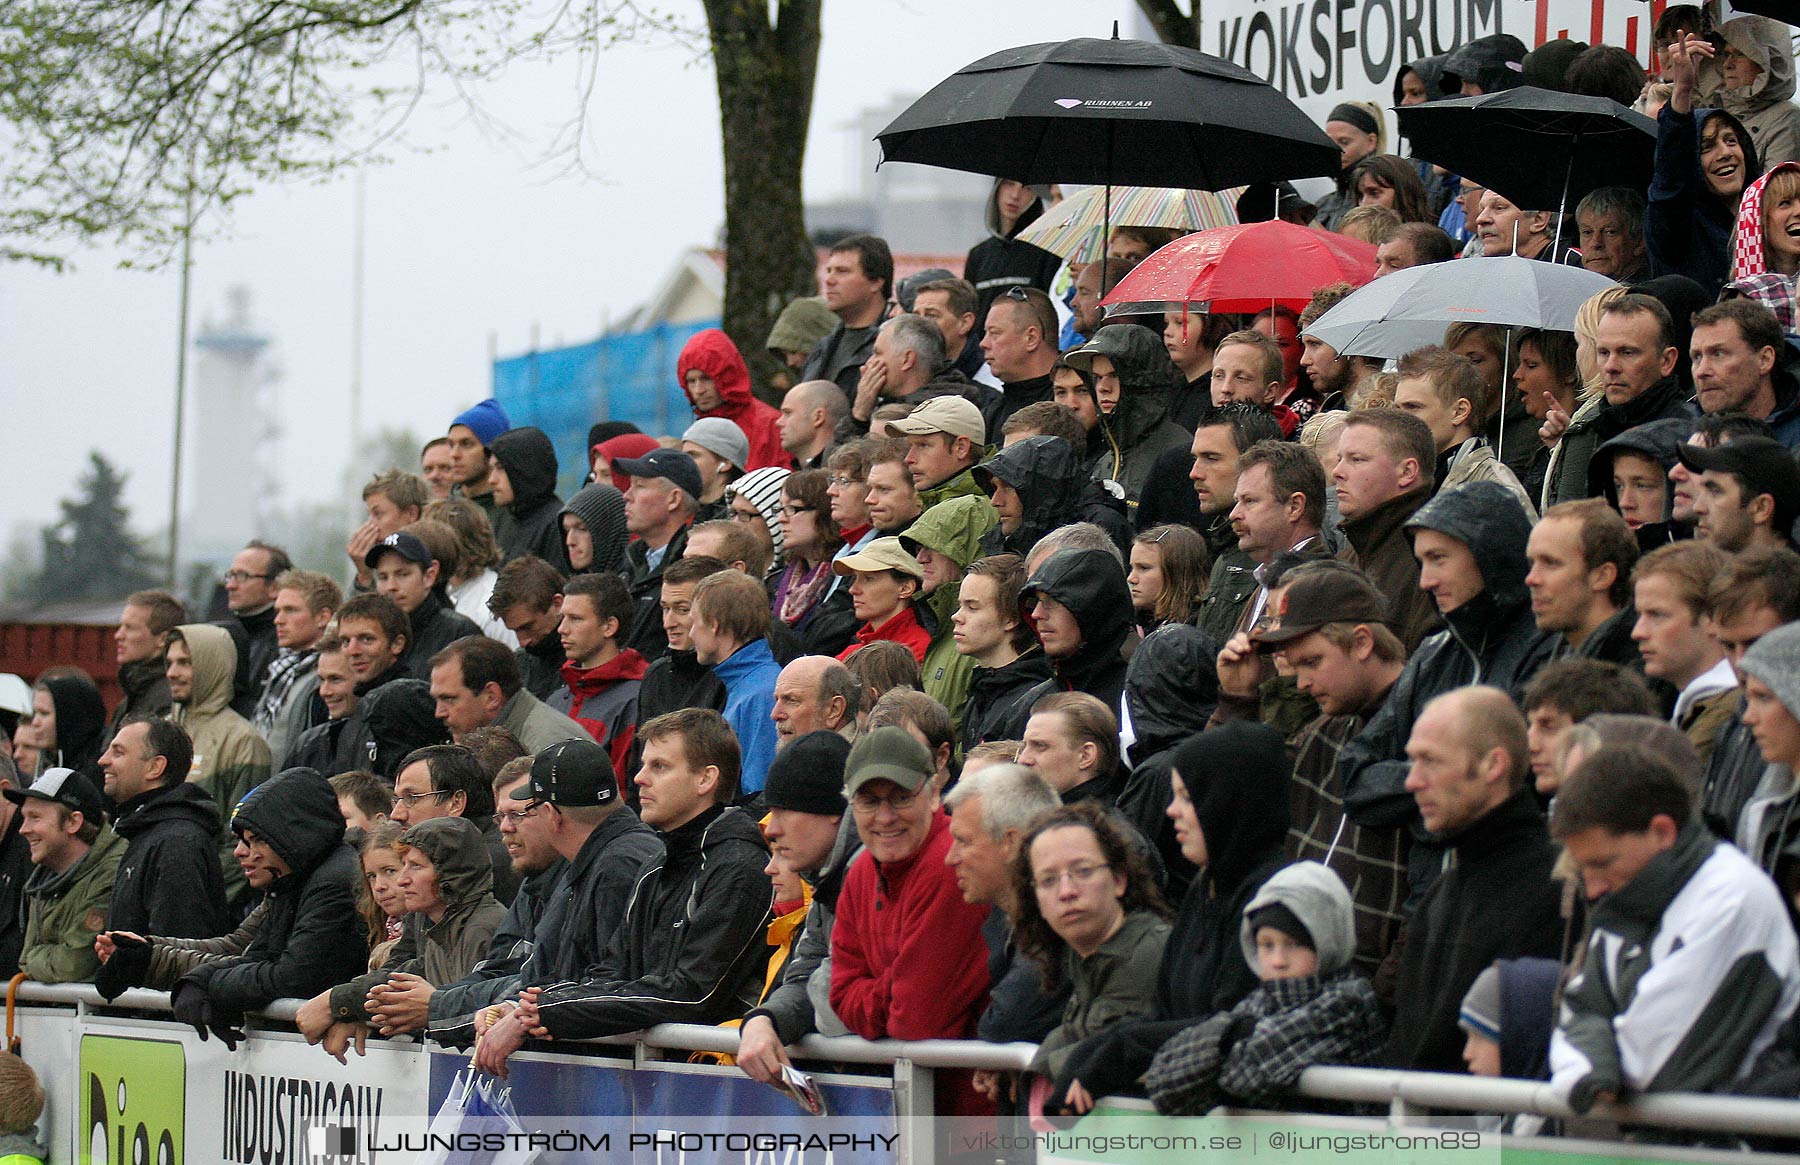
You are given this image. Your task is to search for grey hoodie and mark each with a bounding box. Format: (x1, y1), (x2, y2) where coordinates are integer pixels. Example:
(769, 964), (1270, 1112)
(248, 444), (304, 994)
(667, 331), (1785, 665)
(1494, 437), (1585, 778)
(1709, 16), (1800, 167)
(1238, 861), (1356, 978)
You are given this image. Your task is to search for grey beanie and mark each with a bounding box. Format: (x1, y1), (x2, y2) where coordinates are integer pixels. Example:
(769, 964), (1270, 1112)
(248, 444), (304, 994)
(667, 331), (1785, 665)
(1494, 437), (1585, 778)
(1458, 963), (1503, 1040)
(683, 417), (751, 472)
(559, 481), (629, 574)
(1741, 622), (1800, 721)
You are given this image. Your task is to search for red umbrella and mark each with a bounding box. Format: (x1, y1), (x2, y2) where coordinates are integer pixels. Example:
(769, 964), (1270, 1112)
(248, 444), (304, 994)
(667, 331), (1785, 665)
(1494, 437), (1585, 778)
(1100, 220), (1377, 315)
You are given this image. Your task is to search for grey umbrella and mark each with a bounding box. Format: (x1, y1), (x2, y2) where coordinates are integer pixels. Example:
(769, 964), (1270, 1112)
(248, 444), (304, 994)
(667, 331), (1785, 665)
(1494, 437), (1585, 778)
(1306, 257), (1619, 467)
(1303, 257), (1618, 360)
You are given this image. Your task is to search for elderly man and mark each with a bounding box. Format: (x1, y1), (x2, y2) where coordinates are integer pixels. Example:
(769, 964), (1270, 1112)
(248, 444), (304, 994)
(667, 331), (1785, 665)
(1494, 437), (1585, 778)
(771, 657), (860, 747)
(945, 762), (1067, 1067)
(847, 314), (944, 435)
(1575, 187), (1648, 283)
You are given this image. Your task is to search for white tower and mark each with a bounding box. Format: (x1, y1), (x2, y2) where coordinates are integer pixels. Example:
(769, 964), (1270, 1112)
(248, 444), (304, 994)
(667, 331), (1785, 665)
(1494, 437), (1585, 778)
(186, 286), (279, 574)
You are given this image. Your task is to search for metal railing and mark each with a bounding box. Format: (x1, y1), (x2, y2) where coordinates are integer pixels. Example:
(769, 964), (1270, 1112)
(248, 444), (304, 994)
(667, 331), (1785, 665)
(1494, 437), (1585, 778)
(18, 981), (1800, 1139)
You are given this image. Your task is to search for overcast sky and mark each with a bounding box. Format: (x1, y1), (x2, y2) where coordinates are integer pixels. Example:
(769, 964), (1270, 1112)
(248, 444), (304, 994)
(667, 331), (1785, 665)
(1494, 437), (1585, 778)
(2, 1), (1148, 555)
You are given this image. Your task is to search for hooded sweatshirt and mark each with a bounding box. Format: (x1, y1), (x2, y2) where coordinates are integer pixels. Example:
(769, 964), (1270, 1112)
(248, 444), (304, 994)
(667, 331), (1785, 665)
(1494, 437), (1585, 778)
(488, 427), (570, 573)
(962, 179), (1063, 327)
(1085, 324), (1194, 511)
(900, 496), (998, 731)
(1711, 17), (1800, 168)
(1048, 722), (1291, 1103)
(1730, 162), (1800, 333)
(1143, 861), (1384, 1116)
(1649, 97), (1764, 296)
(1019, 548), (1134, 715)
(36, 673), (106, 780)
(20, 825), (124, 983)
(974, 436), (1082, 558)
(329, 815), (507, 1021)
(1586, 417), (1695, 551)
(1338, 482), (1556, 901)
(172, 623), (272, 910)
(559, 481), (630, 574)
(177, 768), (366, 1014)
(1117, 623), (1224, 901)
(677, 329), (790, 472)
(549, 650), (648, 787)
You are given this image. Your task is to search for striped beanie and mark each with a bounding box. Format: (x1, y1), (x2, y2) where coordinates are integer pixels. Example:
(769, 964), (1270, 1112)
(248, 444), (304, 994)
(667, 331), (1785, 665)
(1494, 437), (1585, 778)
(727, 466), (792, 560)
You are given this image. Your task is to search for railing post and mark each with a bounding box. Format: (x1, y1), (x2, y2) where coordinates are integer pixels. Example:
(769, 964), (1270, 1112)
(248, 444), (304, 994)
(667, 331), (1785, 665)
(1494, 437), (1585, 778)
(893, 1056), (936, 1165)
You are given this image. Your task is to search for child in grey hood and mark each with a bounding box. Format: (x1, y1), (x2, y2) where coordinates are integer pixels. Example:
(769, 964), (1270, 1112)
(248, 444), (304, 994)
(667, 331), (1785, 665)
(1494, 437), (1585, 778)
(1144, 862), (1386, 1114)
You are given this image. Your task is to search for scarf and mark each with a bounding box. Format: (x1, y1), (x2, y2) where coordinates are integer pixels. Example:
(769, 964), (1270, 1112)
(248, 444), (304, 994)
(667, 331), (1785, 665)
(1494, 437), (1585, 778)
(776, 560), (832, 626)
(253, 647), (318, 733)
(1732, 161), (1800, 281)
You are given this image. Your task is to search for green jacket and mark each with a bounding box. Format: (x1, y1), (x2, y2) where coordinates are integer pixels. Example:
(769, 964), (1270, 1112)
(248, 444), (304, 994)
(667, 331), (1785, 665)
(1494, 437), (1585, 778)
(916, 466), (987, 513)
(21, 826), (124, 983)
(172, 623), (272, 908)
(901, 497), (998, 738)
(1029, 910), (1172, 1081)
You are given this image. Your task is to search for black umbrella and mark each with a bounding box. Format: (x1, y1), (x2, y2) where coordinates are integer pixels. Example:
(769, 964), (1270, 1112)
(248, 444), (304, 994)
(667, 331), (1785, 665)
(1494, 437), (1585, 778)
(1396, 86), (1657, 218)
(876, 34), (1340, 193)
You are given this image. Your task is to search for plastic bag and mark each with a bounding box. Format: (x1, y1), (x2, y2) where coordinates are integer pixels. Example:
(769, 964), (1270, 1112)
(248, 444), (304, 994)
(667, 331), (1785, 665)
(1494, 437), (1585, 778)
(417, 1066), (542, 1165)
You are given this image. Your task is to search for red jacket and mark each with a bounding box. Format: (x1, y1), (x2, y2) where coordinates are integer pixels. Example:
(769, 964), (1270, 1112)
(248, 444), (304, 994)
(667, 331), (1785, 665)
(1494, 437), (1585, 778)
(676, 329), (791, 471)
(549, 649), (647, 785)
(837, 605), (931, 664)
(830, 810), (993, 1112)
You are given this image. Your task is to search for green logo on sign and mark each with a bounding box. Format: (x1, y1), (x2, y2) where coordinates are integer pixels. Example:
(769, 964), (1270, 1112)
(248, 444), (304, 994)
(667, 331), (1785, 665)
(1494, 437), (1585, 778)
(78, 1034), (185, 1165)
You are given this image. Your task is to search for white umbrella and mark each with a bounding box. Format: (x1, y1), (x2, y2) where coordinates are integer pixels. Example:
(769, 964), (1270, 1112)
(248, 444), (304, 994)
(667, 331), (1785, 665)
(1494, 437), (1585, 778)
(1304, 257), (1618, 360)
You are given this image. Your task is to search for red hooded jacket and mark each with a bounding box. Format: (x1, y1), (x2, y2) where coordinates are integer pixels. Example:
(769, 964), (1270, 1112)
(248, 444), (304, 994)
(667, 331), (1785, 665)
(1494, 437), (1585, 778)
(549, 649), (648, 785)
(676, 329), (792, 471)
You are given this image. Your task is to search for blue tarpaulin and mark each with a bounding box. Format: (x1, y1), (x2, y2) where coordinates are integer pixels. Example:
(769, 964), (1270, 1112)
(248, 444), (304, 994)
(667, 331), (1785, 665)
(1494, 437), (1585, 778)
(491, 320), (715, 496)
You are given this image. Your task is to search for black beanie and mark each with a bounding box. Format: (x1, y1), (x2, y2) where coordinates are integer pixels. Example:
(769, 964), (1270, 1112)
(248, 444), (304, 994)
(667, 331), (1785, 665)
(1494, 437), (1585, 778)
(763, 732), (851, 816)
(1247, 903), (1314, 951)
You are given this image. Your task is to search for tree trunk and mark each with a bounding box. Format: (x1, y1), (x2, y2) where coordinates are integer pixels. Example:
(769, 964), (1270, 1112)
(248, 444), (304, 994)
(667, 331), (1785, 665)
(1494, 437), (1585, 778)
(703, 0), (823, 403)
(1135, 0), (1201, 49)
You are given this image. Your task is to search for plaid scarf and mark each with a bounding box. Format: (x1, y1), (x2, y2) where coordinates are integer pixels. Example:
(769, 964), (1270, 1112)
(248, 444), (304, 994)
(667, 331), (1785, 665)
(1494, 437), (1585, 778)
(254, 648), (318, 733)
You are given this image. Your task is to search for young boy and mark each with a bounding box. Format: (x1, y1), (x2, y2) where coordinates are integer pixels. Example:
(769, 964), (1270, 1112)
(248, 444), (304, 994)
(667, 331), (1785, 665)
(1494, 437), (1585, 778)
(0, 1050), (46, 1165)
(1458, 957), (1564, 1135)
(1143, 862), (1386, 1115)
(1519, 659), (1658, 797)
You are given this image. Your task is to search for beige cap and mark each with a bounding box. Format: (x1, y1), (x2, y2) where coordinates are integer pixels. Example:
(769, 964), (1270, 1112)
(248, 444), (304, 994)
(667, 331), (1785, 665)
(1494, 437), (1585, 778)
(831, 536), (926, 580)
(882, 395), (986, 444)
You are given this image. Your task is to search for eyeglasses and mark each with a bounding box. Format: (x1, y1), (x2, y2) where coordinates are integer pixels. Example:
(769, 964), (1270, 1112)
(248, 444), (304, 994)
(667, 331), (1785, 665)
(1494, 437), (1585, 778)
(1033, 863), (1113, 893)
(851, 788), (920, 814)
(394, 789), (451, 808)
(492, 805), (542, 827)
(778, 503), (813, 517)
(827, 475), (861, 489)
(1003, 286), (1032, 302)
(222, 570), (274, 584)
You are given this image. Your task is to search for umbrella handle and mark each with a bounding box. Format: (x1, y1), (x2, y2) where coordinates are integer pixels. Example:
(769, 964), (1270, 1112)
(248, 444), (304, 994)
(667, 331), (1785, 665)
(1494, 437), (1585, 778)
(1554, 138), (1578, 256)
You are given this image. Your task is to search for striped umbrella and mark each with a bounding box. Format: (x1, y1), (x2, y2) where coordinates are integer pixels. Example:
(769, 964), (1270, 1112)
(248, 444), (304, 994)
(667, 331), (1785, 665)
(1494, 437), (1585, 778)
(1015, 183), (1242, 262)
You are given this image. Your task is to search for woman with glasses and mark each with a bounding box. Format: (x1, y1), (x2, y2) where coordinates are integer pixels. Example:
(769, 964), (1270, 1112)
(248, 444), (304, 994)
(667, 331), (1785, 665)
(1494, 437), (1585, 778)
(1045, 722), (1292, 1114)
(308, 816), (507, 1049)
(1011, 803), (1171, 1116)
(773, 470), (845, 639)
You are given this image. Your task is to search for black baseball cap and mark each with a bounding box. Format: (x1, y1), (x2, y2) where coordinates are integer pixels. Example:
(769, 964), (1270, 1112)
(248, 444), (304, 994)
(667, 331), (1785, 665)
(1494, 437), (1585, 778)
(516, 738), (618, 808)
(614, 449), (705, 502)
(1677, 438), (1800, 523)
(4, 767), (106, 824)
(1253, 568), (1391, 648)
(364, 530), (434, 570)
